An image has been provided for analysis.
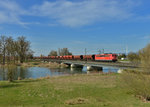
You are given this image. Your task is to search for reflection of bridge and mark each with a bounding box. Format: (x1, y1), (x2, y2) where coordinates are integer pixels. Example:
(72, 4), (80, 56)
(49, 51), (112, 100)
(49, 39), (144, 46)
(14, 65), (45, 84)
(47, 59), (139, 71)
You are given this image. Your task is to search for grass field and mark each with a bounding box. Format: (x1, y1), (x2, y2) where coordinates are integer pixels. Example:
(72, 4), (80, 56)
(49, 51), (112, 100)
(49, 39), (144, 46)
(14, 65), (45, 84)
(0, 73), (149, 107)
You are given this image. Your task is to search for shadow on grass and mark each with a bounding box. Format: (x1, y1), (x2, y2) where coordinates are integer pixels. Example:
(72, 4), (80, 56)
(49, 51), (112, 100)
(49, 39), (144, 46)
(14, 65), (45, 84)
(0, 79), (41, 89)
(0, 84), (21, 88)
(12, 79), (40, 84)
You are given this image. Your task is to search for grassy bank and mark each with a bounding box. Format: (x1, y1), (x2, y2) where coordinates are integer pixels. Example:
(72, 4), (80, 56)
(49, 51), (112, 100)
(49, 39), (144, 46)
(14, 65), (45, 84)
(17, 62), (68, 68)
(0, 74), (149, 107)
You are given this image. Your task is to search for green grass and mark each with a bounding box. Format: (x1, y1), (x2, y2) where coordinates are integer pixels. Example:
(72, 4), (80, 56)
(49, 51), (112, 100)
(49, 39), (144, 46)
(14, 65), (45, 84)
(0, 74), (149, 107)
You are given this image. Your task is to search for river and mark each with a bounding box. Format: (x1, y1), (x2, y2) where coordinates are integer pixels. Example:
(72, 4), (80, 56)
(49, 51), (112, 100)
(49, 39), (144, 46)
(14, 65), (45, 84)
(0, 66), (120, 81)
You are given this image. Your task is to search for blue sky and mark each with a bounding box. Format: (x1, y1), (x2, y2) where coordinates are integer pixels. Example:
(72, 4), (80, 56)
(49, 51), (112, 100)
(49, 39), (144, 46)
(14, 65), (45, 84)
(0, 0), (150, 56)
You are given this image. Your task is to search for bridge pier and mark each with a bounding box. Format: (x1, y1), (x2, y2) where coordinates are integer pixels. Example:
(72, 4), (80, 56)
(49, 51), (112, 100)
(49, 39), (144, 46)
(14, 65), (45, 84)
(61, 62), (64, 65)
(63, 63), (71, 67)
(117, 69), (123, 73)
(87, 66), (103, 71)
(71, 64), (83, 68)
(60, 63), (70, 68)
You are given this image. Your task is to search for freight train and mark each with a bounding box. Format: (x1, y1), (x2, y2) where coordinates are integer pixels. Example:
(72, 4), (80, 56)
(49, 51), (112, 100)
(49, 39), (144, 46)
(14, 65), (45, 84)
(35, 53), (118, 62)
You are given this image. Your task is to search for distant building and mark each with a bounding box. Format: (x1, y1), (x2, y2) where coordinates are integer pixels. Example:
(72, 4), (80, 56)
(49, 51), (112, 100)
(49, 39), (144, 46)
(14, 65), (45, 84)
(117, 53), (127, 60)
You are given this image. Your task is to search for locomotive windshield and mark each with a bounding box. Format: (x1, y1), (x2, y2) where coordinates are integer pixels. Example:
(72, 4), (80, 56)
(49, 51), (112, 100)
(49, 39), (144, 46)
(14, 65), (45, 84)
(98, 54), (110, 57)
(112, 54), (117, 57)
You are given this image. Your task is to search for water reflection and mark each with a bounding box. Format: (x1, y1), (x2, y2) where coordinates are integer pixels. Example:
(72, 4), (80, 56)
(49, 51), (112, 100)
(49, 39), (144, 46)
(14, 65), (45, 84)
(0, 67), (30, 81)
(70, 68), (84, 74)
(0, 67), (86, 81)
(0, 66), (120, 81)
(103, 66), (119, 73)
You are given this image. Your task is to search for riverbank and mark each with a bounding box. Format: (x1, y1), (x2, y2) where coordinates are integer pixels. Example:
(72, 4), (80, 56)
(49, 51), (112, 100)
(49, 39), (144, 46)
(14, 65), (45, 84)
(0, 73), (149, 107)
(0, 61), (68, 68)
(17, 62), (68, 68)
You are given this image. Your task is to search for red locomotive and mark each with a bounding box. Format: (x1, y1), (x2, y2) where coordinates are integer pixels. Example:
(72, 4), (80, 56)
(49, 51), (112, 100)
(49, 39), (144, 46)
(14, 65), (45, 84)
(94, 54), (117, 62)
(47, 53), (117, 62)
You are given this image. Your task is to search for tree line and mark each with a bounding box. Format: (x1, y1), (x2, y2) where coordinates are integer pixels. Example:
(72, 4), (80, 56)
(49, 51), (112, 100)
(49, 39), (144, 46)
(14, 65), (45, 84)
(117, 44), (150, 69)
(0, 35), (33, 65)
(48, 48), (72, 56)
(118, 52), (140, 63)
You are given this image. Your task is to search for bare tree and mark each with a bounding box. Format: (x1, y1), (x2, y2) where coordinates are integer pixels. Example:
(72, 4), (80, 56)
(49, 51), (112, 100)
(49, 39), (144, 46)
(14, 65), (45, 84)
(0, 35), (32, 64)
(0, 36), (7, 65)
(48, 50), (57, 56)
(12, 41), (19, 64)
(16, 36), (30, 63)
(26, 49), (34, 61)
(6, 36), (14, 64)
(58, 48), (72, 56)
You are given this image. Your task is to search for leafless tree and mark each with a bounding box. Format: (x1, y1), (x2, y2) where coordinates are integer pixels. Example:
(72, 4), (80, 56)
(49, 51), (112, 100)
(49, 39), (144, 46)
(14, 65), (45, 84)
(48, 50), (58, 56)
(58, 48), (72, 56)
(16, 36), (30, 63)
(0, 36), (7, 65)
(6, 36), (14, 64)
(0, 35), (32, 64)
(26, 49), (34, 61)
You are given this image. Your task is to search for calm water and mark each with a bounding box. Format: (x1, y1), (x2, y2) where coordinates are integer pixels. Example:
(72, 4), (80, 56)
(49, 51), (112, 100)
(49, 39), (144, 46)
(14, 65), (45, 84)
(0, 66), (120, 81)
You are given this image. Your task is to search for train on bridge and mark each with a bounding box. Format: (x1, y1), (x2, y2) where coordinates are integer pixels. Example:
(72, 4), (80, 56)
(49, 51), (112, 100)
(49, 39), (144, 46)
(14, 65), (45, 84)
(35, 53), (118, 62)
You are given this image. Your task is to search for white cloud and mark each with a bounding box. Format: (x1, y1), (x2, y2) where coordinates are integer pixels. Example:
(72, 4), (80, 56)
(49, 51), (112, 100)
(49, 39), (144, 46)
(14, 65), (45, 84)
(0, 0), (27, 25)
(32, 0), (135, 27)
(141, 35), (150, 39)
(0, 0), (144, 27)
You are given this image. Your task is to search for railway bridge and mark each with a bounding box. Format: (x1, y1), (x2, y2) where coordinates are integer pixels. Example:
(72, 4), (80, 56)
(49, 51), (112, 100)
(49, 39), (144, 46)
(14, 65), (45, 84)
(47, 59), (140, 71)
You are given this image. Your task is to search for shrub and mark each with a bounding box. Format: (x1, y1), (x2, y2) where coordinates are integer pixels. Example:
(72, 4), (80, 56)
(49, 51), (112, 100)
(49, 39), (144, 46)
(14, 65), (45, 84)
(121, 44), (150, 101)
(65, 98), (88, 105)
(7, 65), (17, 82)
(32, 62), (39, 65)
(127, 52), (140, 63)
(121, 70), (150, 101)
(139, 44), (150, 73)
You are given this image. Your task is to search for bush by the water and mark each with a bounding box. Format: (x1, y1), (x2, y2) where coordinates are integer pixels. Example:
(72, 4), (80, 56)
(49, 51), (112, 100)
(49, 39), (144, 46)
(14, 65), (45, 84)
(121, 43), (150, 101)
(32, 62), (39, 65)
(139, 44), (150, 73)
(121, 70), (150, 101)
(7, 65), (17, 82)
